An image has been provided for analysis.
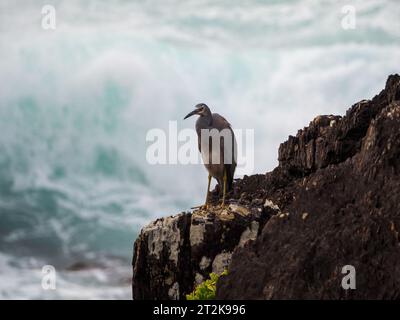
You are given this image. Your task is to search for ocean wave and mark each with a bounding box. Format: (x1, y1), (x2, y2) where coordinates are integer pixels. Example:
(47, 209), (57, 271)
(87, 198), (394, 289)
(0, 252), (131, 299)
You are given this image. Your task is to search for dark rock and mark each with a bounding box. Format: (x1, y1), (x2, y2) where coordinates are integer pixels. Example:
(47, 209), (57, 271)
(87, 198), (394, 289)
(132, 74), (400, 300)
(216, 74), (400, 299)
(132, 204), (273, 299)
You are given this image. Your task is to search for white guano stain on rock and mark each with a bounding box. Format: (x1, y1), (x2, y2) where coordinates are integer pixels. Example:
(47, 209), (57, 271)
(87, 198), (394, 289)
(168, 282), (180, 300)
(195, 273), (204, 285)
(143, 215), (181, 265)
(264, 199), (280, 211)
(212, 252), (232, 274)
(238, 221), (259, 247)
(228, 204), (250, 216)
(190, 221), (206, 247)
(199, 256), (211, 270)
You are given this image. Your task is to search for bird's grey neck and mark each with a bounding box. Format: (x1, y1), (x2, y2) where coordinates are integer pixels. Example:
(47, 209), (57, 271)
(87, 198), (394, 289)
(202, 113), (213, 126)
(196, 114), (212, 128)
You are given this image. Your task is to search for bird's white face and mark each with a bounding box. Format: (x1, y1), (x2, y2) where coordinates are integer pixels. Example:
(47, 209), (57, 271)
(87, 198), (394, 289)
(197, 105), (207, 116)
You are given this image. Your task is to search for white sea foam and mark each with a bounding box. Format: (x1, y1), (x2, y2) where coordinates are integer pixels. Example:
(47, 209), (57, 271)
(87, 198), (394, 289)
(0, 253), (131, 299)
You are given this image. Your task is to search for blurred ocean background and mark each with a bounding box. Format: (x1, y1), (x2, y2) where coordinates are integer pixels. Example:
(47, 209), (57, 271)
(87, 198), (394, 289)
(0, 0), (399, 299)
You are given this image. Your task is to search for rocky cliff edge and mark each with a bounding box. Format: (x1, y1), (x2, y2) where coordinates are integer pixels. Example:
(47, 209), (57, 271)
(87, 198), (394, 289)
(132, 74), (400, 300)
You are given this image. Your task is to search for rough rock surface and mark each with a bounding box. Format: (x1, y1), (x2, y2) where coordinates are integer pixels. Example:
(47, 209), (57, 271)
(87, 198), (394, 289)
(132, 74), (400, 300)
(217, 74), (400, 299)
(132, 204), (273, 299)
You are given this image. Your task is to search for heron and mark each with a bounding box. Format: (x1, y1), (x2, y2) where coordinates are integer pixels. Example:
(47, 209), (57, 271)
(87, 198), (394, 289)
(184, 103), (237, 209)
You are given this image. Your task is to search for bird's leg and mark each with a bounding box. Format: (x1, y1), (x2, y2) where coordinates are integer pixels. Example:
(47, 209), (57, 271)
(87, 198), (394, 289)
(221, 168), (227, 208)
(204, 174), (212, 209)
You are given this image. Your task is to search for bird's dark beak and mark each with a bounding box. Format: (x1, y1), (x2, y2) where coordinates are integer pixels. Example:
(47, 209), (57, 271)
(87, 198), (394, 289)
(183, 109), (199, 120)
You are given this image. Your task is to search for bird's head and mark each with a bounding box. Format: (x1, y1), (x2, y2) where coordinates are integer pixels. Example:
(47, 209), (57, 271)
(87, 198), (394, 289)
(183, 103), (211, 120)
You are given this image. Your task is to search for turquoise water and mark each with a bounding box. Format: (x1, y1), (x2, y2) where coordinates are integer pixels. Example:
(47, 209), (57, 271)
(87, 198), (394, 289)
(0, 0), (399, 299)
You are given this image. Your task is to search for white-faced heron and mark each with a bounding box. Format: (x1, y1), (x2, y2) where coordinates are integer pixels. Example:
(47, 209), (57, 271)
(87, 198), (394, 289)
(184, 103), (237, 208)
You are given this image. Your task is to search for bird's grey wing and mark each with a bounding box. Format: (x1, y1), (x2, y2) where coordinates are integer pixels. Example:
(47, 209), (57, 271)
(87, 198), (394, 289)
(211, 113), (232, 130)
(224, 128), (237, 191)
(212, 113), (236, 161)
(212, 113), (237, 189)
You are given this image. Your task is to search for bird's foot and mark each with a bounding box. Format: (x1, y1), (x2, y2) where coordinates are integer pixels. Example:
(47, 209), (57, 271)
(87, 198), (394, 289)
(219, 202), (228, 210)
